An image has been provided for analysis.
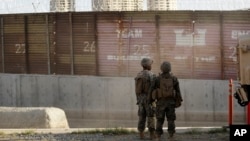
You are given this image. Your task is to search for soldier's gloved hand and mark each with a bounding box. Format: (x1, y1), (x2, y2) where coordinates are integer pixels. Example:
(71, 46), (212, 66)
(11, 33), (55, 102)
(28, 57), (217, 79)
(175, 100), (182, 108)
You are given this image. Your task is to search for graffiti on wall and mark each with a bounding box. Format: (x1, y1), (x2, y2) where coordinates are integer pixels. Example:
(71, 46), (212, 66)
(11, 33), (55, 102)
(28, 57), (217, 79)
(107, 55), (150, 61)
(174, 29), (207, 47)
(231, 30), (250, 39)
(106, 27), (250, 63)
(229, 30), (250, 62)
(116, 28), (142, 39)
(174, 55), (216, 63)
(107, 28), (152, 61)
(107, 44), (151, 61)
(174, 28), (216, 63)
(195, 56), (216, 62)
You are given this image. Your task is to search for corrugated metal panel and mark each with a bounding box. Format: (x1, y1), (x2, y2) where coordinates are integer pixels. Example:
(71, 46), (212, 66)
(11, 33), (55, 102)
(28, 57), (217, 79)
(3, 15), (26, 73)
(159, 11), (193, 79)
(97, 12), (121, 76)
(72, 13), (96, 75)
(222, 11), (250, 80)
(54, 13), (71, 74)
(159, 11), (222, 79)
(0, 11), (250, 79)
(193, 12), (221, 79)
(97, 12), (157, 77)
(123, 12), (158, 76)
(27, 14), (48, 74)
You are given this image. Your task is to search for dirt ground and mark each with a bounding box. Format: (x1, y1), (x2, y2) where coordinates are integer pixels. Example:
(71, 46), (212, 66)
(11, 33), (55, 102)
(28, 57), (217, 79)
(0, 131), (229, 141)
(105, 132), (229, 141)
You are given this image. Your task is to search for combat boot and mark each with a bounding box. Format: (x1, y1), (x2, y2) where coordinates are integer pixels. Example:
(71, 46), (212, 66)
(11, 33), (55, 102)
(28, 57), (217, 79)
(149, 131), (156, 140)
(154, 134), (161, 141)
(168, 132), (174, 140)
(139, 132), (144, 139)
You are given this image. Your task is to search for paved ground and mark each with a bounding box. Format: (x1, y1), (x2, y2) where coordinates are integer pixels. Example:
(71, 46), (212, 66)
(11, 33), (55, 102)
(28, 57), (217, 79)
(0, 127), (229, 141)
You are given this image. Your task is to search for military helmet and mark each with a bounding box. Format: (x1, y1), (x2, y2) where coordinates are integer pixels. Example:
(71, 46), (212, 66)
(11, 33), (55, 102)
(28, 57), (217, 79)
(161, 61), (171, 73)
(141, 58), (153, 67)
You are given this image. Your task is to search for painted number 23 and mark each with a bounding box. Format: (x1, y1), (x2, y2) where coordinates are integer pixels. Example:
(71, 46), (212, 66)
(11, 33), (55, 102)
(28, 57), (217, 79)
(15, 44), (26, 54)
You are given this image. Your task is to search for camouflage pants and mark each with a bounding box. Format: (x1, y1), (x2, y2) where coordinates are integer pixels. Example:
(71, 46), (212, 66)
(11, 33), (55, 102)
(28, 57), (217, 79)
(155, 98), (176, 136)
(137, 101), (156, 132)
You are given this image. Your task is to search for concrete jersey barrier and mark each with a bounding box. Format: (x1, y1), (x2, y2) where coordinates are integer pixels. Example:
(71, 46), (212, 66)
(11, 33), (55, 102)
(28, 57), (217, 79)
(0, 107), (69, 129)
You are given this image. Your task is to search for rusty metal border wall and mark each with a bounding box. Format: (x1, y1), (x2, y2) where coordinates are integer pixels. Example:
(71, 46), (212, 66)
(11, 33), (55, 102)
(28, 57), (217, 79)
(0, 11), (250, 80)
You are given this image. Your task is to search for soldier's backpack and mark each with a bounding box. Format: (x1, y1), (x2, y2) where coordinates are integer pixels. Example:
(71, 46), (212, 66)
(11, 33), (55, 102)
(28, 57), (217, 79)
(135, 71), (151, 95)
(152, 74), (174, 99)
(159, 75), (174, 98)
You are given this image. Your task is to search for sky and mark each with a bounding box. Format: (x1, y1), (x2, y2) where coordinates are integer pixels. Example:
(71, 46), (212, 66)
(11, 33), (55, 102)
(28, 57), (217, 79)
(178, 0), (250, 10)
(0, 0), (250, 14)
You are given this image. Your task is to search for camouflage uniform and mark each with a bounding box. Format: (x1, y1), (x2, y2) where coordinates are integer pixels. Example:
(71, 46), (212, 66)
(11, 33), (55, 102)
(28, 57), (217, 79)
(152, 61), (183, 139)
(135, 58), (156, 139)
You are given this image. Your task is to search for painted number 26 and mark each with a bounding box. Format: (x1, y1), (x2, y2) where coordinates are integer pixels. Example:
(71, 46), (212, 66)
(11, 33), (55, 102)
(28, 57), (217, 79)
(83, 41), (95, 53)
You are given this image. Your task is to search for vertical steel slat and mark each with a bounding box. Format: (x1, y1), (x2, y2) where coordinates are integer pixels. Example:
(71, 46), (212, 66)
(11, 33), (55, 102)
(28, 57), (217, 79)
(54, 13), (71, 74)
(69, 13), (74, 75)
(94, 14), (99, 76)
(1, 17), (5, 72)
(53, 14), (58, 74)
(118, 13), (123, 76)
(46, 14), (51, 74)
(155, 15), (161, 67)
(126, 16), (132, 76)
(24, 16), (30, 74)
(53, 14), (57, 74)
(191, 12), (195, 78)
(220, 13), (224, 79)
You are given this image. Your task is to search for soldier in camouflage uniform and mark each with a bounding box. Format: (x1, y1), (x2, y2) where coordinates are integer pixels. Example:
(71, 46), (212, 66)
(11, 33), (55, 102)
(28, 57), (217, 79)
(135, 58), (156, 140)
(151, 61), (183, 140)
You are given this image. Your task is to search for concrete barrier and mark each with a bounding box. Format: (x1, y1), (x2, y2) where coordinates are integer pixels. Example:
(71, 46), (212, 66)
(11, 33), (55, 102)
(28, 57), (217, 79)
(0, 74), (246, 128)
(0, 107), (69, 128)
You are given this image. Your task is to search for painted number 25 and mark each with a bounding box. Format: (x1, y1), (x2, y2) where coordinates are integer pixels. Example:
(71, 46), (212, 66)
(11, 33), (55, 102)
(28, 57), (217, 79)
(133, 45), (149, 56)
